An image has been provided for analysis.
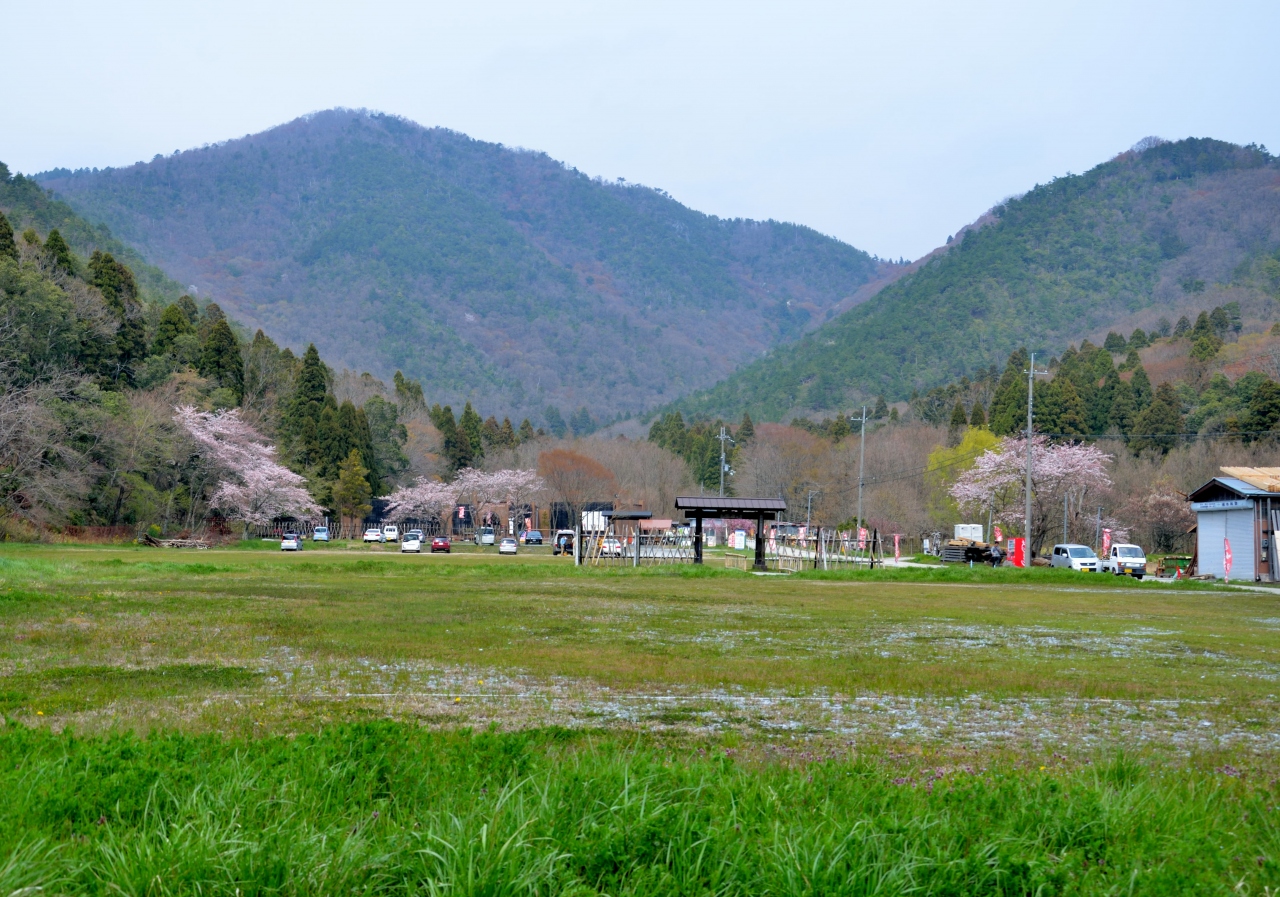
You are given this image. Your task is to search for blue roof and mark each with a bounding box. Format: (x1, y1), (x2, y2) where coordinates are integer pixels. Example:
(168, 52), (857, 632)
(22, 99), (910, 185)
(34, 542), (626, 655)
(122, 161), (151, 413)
(1189, 476), (1273, 501)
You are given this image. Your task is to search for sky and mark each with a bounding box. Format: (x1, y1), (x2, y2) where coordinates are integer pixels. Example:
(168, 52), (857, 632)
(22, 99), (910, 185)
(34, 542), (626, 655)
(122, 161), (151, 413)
(3, 0), (1277, 260)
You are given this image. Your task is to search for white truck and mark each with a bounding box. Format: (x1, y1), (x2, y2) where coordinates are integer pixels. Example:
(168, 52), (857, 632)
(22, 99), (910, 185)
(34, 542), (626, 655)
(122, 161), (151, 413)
(1101, 543), (1147, 578)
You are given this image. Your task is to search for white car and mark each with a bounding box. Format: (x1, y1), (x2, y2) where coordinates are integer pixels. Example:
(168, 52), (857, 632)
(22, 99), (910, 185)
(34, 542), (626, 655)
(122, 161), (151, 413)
(1102, 543), (1147, 578)
(476, 526), (496, 546)
(312, 526), (330, 542)
(363, 528), (385, 543)
(498, 536), (518, 555)
(1049, 543), (1098, 572)
(280, 533), (303, 551)
(382, 524), (399, 543)
(601, 537), (624, 558)
(400, 536), (422, 553)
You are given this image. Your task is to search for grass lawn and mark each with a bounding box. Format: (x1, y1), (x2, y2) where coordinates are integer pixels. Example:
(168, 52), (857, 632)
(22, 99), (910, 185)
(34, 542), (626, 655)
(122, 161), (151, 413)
(2, 543), (1279, 893)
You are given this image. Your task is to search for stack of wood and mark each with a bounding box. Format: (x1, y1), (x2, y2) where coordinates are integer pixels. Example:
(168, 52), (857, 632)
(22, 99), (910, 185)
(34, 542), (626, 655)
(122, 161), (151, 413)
(940, 538), (994, 564)
(139, 534), (209, 549)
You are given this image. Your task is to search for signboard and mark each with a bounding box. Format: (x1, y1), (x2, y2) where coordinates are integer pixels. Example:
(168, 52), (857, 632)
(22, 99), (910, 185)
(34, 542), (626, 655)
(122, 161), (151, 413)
(582, 510), (605, 532)
(1190, 499), (1254, 512)
(733, 530), (746, 551)
(1224, 538), (1233, 582)
(858, 527), (868, 550)
(1102, 528), (1111, 557)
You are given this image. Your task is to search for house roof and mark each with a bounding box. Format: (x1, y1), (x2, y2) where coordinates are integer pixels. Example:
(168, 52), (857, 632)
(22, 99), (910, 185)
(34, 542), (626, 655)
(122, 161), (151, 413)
(1187, 476), (1274, 502)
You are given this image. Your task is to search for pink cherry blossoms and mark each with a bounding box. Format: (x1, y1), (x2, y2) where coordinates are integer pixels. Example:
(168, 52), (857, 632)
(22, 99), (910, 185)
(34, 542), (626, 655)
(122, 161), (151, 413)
(383, 469), (545, 523)
(382, 478), (458, 521)
(950, 435), (1125, 550)
(174, 406), (318, 528)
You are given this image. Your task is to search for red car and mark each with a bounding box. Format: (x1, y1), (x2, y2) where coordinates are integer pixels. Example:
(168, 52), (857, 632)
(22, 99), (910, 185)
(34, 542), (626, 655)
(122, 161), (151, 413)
(431, 536), (451, 553)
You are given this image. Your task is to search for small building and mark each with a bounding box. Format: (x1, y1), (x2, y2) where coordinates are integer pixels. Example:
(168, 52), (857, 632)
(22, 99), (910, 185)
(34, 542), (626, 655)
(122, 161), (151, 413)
(1187, 467), (1280, 581)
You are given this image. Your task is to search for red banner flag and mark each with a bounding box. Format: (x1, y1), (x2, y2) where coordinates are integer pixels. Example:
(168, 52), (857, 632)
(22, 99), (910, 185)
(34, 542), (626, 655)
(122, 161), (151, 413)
(1102, 528), (1111, 557)
(1224, 538), (1233, 582)
(993, 525), (1003, 543)
(893, 534), (901, 562)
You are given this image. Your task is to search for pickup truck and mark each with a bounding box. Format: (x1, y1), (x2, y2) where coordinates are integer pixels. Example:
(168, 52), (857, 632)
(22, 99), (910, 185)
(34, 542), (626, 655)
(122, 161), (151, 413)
(1101, 543), (1147, 578)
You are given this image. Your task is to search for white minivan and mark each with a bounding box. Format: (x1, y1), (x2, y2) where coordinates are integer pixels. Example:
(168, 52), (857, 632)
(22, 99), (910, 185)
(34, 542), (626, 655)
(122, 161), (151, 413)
(476, 526), (496, 546)
(1102, 543), (1147, 578)
(1049, 543), (1099, 572)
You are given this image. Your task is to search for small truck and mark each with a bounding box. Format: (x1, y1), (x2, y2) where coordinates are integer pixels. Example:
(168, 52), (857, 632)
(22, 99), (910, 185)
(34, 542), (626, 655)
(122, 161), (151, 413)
(1101, 543), (1147, 578)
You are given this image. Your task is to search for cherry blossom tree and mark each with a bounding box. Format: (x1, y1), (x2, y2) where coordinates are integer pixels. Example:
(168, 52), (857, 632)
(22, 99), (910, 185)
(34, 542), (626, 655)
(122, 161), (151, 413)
(383, 478), (458, 526)
(174, 406), (318, 535)
(453, 468), (545, 531)
(950, 435), (1123, 555)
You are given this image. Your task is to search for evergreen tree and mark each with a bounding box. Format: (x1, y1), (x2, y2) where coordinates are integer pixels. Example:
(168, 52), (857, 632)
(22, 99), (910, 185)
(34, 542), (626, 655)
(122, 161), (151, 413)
(873, 396), (889, 419)
(282, 344), (329, 464)
(431, 405), (471, 472)
(43, 229), (75, 276)
(737, 412), (755, 442)
(1209, 306), (1230, 338)
(152, 303), (195, 356)
(1056, 378), (1088, 437)
(1128, 328), (1149, 349)
(315, 397), (346, 478)
(392, 370), (425, 410)
(1119, 347), (1141, 371)
(499, 417), (517, 446)
(968, 400), (986, 429)
(176, 294), (199, 324)
(88, 250), (146, 373)
(1090, 369), (1119, 434)
(1108, 378), (1136, 436)
(1129, 364), (1153, 410)
(1103, 331), (1126, 351)
(1173, 315), (1191, 337)
(332, 449), (372, 529)
(198, 319), (245, 403)
(518, 418), (536, 442)
(352, 406), (380, 495)
(543, 406), (568, 438)
(198, 302), (227, 342)
(1032, 379), (1062, 435)
(459, 402), (484, 461)
(0, 211), (16, 261)
(569, 407), (595, 436)
(363, 396), (408, 485)
(481, 415), (503, 447)
(988, 348), (1029, 436)
(1190, 311), (1213, 341)
(888, 407), (899, 423)
(1129, 382), (1183, 455)
(1247, 380), (1280, 442)
(947, 400), (968, 444)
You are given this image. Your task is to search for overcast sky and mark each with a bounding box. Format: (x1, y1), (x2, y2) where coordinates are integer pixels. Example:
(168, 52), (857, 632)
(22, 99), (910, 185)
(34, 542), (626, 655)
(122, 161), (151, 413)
(4, 1), (1276, 260)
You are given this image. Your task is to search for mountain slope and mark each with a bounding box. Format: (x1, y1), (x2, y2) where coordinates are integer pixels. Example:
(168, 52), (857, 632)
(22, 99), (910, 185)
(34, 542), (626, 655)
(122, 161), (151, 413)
(675, 138), (1280, 420)
(36, 109), (890, 423)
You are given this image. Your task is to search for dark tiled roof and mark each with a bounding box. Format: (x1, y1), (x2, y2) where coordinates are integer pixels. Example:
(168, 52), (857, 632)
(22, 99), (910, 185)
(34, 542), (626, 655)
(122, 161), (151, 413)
(674, 496), (787, 514)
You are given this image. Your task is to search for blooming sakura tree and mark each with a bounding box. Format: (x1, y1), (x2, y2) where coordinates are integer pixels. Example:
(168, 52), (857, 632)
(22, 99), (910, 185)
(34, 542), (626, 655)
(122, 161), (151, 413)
(383, 478), (458, 524)
(452, 468), (546, 531)
(174, 406), (318, 534)
(950, 435), (1123, 555)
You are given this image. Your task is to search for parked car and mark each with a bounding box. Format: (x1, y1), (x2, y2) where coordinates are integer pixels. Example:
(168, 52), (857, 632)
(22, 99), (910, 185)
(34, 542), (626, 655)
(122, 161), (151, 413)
(498, 536), (518, 555)
(401, 535), (422, 553)
(476, 526), (496, 546)
(552, 530), (575, 556)
(281, 533), (303, 551)
(382, 524), (399, 543)
(522, 530), (544, 545)
(601, 537), (624, 558)
(431, 536), (451, 553)
(1102, 543), (1147, 578)
(1049, 543), (1098, 572)
(363, 528), (385, 543)
(405, 529), (424, 543)
(312, 526), (330, 542)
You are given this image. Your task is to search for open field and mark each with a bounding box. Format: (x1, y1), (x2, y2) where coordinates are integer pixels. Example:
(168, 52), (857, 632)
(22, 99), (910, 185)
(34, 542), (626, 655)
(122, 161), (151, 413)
(4, 544), (1280, 894)
(3, 544), (1279, 753)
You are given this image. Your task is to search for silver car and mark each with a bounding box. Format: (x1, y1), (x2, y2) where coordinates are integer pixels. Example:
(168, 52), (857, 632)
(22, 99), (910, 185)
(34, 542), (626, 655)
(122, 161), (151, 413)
(1049, 543), (1098, 572)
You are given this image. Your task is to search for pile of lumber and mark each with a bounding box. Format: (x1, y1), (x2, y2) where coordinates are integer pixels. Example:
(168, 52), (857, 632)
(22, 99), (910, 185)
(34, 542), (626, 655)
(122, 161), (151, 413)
(139, 534), (209, 549)
(940, 538), (993, 564)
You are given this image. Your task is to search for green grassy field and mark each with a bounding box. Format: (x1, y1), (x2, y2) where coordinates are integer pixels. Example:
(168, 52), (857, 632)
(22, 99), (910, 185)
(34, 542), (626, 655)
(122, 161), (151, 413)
(2, 544), (1279, 893)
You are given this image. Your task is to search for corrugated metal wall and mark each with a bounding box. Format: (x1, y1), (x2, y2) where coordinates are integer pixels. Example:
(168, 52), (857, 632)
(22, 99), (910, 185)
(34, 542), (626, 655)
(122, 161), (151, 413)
(1197, 508), (1256, 579)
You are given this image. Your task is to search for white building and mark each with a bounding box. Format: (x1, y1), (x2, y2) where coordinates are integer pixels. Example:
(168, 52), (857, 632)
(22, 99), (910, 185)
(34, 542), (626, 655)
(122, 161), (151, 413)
(1188, 467), (1280, 581)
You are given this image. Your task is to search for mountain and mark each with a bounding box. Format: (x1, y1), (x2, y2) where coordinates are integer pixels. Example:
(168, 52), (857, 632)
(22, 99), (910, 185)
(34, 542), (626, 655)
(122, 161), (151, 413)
(674, 138), (1280, 421)
(36, 109), (891, 424)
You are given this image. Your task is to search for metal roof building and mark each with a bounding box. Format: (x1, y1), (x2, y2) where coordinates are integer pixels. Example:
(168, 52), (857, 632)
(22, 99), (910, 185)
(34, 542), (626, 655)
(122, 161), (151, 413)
(1188, 467), (1280, 581)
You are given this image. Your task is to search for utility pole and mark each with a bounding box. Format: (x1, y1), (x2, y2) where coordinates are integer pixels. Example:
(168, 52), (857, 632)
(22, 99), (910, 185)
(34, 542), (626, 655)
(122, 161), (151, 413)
(716, 426), (735, 497)
(1095, 506), (1102, 551)
(1063, 492), (1069, 544)
(850, 407), (869, 536)
(806, 489), (820, 532)
(1024, 353), (1049, 557)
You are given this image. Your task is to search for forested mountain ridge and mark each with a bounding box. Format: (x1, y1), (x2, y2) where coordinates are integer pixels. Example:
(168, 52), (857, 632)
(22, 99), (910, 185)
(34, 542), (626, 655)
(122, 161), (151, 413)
(36, 109), (892, 425)
(675, 138), (1280, 421)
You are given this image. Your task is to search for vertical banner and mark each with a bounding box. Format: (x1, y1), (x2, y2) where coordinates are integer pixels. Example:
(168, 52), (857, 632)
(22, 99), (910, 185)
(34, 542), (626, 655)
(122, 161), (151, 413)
(858, 527), (868, 550)
(1224, 538), (1233, 583)
(893, 534), (901, 562)
(993, 525), (1003, 543)
(1102, 528), (1111, 557)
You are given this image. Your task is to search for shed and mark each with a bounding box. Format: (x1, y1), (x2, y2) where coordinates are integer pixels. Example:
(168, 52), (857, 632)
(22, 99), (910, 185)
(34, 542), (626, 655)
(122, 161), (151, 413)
(1187, 467), (1280, 581)
(674, 496), (787, 570)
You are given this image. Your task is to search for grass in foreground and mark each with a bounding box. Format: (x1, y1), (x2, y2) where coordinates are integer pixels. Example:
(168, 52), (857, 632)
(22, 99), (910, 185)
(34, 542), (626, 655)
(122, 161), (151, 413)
(1, 722), (1276, 896)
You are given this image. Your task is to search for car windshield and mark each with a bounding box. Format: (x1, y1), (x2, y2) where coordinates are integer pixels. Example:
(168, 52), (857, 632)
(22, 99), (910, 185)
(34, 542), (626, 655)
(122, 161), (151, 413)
(1118, 546), (1143, 558)
(529, 531), (541, 538)
(315, 528), (327, 534)
(1068, 547), (1096, 558)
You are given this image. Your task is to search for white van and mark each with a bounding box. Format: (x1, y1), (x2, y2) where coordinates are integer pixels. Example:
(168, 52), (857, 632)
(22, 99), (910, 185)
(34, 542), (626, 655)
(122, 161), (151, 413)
(382, 524), (399, 543)
(1049, 543), (1098, 572)
(1102, 543), (1147, 578)
(476, 526), (496, 546)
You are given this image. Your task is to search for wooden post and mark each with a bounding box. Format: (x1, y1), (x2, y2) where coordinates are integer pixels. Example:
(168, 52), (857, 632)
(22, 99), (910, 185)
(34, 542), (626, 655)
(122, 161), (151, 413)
(694, 514), (703, 564)
(754, 513), (766, 571)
